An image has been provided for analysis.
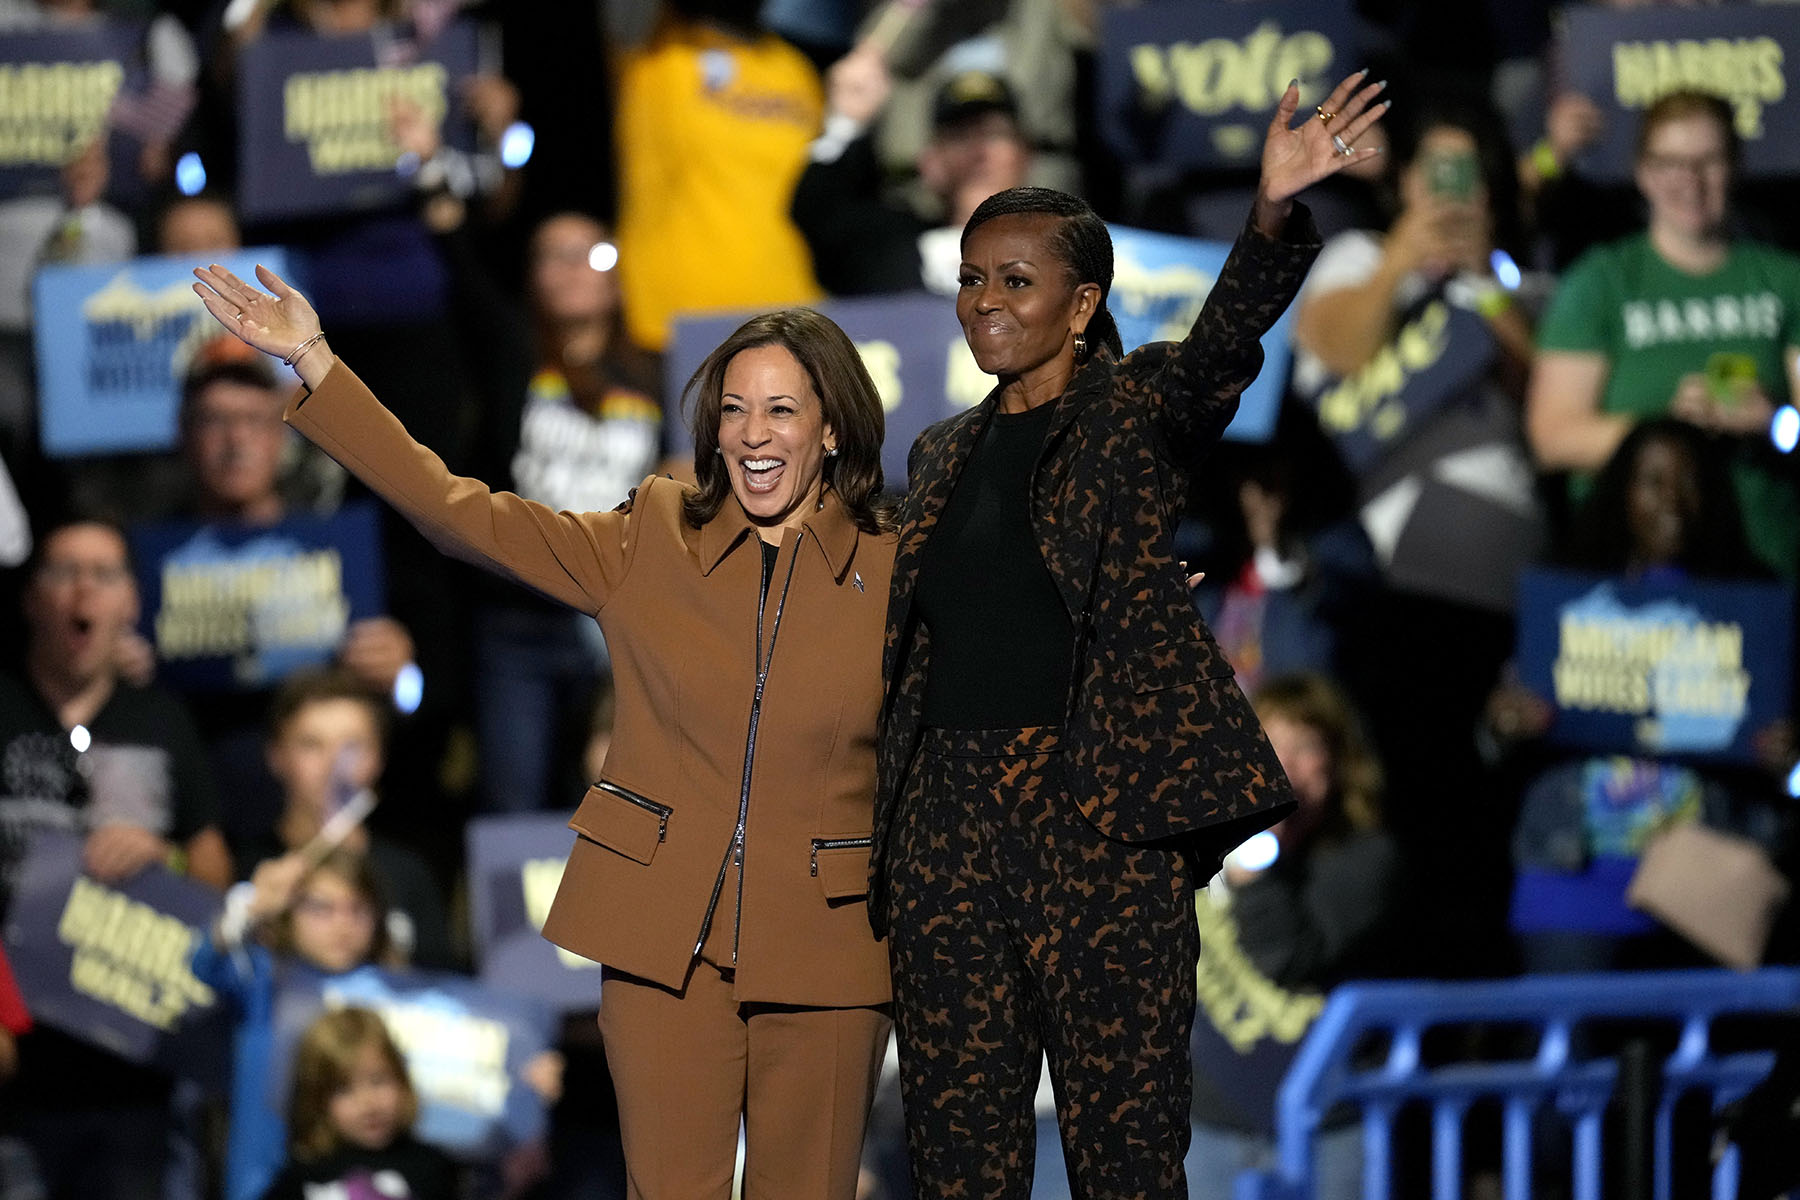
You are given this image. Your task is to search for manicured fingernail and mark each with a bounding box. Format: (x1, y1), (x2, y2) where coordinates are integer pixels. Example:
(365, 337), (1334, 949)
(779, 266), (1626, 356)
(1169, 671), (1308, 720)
(1375, 79), (1388, 89)
(1383, 99), (1393, 109)
(1357, 67), (1369, 76)
(1288, 78), (1299, 90)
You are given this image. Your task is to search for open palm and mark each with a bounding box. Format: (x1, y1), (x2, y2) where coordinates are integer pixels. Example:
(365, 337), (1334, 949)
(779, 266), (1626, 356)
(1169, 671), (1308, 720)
(191, 262), (321, 362)
(1261, 70), (1388, 207)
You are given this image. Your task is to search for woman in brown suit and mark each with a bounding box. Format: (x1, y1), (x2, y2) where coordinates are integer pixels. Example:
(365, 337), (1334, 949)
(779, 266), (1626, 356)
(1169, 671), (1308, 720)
(191, 268), (895, 1200)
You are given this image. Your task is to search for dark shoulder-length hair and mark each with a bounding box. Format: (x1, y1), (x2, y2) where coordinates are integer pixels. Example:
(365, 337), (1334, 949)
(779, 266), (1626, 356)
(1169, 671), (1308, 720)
(681, 308), (891, 534)
(963, 187), (1124, 360)
(1558, 417), (1765, 579)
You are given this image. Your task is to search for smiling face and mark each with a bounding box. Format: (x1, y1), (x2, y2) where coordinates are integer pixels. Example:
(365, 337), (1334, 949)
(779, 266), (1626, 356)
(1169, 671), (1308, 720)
(717, 344), (835, 541)
(25, 524), (139, 688)
(956, 212), (1096, 387)
(327, 1042), (408, 1152)
(1636, 112), (1732, 242)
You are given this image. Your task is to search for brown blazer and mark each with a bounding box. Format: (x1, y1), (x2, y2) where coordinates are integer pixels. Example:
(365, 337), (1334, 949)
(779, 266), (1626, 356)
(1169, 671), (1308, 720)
(287, 363), (894, 1007)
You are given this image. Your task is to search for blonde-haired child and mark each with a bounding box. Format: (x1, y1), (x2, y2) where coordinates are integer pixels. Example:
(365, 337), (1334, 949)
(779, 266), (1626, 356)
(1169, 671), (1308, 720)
(260, 1006), (455, 1200)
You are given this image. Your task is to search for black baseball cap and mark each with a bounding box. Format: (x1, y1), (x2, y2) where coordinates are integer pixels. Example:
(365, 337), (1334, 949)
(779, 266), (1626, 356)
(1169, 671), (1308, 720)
(933, 70), (1018, 132)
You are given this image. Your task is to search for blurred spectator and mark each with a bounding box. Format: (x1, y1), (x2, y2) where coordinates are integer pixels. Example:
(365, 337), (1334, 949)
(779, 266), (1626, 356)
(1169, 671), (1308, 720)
(464, 212), (661, 814)
(262, 1007), (457, 1200)
(155, 192), (243, 257)
(1491, 418), (1791, 973)
(146, 351), (424, 859)
(244, 667), (453, 968)
(1527, 90), (1800, 580)
(1187, 672), (1403, 1200)
(1292, 99), (1535, 400)
(793, 58), (1032, 295)
(0, 517), (229, 1200)
(612, 0), (825, 351)
(193, 848), (406, 1200)
(1190, 413), (1375, 698)
(0, 944), (28, 1085)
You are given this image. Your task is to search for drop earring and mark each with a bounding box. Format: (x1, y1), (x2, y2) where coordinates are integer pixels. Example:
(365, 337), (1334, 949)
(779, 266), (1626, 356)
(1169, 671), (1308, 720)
(1073, 331), (1088, 361)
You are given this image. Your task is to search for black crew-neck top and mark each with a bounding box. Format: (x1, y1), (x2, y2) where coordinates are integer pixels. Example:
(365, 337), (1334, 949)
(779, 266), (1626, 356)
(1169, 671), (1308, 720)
(916, 402), (1072, 729)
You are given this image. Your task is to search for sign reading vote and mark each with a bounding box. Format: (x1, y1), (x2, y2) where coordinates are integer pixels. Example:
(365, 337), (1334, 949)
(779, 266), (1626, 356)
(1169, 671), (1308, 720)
(665, 225), (1292, 485)
(3, 830), (230, 1088)
(0, 26), (142, 199)
(465, 813), (601, 1012)
(1310, 299), (1499, 476)
(1515, 568), (1795, 764)
(1561, 5), (1800, 181)
(129, 502), (386, 692)
(1096, 0), (1354, 170)
(269, 965), (555, 1160)
(33, 248), (294, 458)
(236, 21), (480, 223)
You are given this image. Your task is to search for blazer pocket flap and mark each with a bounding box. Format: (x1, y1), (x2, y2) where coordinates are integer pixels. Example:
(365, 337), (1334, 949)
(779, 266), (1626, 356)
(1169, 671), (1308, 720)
(812, 836), (874, 900)
(1124, 639), (1234, 694)
(568, 781), (672, 866)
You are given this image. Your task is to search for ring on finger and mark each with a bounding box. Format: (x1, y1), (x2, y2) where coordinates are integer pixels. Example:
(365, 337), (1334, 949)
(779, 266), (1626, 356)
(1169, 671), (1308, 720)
(1332, 134), (1352, 156)
(1315, 106), (1336, 123)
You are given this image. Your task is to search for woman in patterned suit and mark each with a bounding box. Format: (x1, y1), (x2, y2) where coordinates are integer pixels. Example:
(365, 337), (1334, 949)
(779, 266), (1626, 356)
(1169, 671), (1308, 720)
(872, 71), (1390, 1198)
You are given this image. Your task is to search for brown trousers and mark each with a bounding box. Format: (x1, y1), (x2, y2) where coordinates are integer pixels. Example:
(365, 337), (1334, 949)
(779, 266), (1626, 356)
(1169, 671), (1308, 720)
(597, 960), (891, 1200)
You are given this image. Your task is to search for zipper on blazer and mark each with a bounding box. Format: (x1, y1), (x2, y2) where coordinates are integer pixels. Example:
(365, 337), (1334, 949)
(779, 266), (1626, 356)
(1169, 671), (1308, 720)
(810, 836), (874, 877)
(591, 781), (671, 844)
(691, 541), (800, 962)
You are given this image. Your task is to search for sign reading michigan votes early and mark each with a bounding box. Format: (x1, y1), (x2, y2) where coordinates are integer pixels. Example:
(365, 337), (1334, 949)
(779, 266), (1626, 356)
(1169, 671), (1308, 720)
(0, 26), (142, 200)
(1561, 5), (1800, 181)
(129, 503), (386, 693)
(33, 248), (294, 458)
(236, 21), (479, 223)
(1096, 0), (1354, 170)
(1515, 568), (1795, 764)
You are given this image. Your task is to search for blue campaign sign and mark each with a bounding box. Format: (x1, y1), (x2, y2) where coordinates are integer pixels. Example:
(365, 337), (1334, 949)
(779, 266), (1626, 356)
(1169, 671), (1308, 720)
(665, 229), (1292, 485)
(1561, 5), (1800, 182)
(1096, 0), (1356, 171)
(2, 830), (231, 1089)
(464, 813), (602, 1012)
(1189, 889), (1325, 1135)
(1109, 223), (1293, 443)
(33, 247), (295, 458)
(0, 26), (144, 201)
(129, 502), (387, 692)
(269, 964), (555, 1161)
(1515, 568), (1796, 764)
(236, 22), (481, 223)
(1307, 299), (1499, 476)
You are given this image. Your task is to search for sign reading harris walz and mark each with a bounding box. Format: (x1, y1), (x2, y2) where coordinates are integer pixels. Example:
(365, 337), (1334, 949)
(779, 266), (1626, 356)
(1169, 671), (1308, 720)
(1515, 568), (1795, 765)
(0, 26), (142, 200)
(236, 20), (480, 223)
(3, 830), (230, 1089)
(1096, 0), (1354, 169)
(1561, 5), (1799, 182)
(32, 249), (293, 458)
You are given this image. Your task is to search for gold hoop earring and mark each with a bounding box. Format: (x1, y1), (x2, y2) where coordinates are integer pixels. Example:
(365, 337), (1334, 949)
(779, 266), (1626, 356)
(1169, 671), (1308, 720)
(1073, 331), (1088, 362)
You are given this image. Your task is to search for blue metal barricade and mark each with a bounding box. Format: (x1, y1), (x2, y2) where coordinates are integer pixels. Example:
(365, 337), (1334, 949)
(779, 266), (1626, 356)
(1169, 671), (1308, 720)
(1236, 969), (1800, 1200)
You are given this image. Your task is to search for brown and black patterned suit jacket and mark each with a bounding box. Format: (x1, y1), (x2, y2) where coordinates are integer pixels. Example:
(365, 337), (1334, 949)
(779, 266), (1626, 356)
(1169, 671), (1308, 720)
(870, 207), (1323, 935)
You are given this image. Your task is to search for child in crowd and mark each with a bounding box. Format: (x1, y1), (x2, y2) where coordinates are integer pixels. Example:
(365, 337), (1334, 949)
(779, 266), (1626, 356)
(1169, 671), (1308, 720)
(195, 848), (400, 1200)
(259, 1007), (456, 1200)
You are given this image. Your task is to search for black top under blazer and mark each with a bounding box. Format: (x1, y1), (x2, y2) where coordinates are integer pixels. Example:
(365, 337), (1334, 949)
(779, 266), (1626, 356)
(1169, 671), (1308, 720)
(871, 203), (1324, 936)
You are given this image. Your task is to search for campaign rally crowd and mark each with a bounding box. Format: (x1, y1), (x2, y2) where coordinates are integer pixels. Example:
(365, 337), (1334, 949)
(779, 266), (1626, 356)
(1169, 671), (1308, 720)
(0, 0), (1796, 1198)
